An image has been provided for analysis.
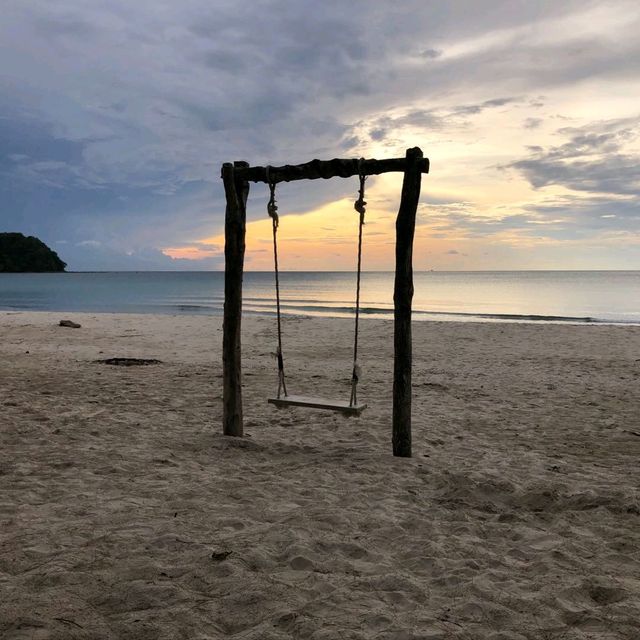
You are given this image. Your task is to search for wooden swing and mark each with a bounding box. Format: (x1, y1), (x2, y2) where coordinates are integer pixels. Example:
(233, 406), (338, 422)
(221, 149), (429, 457)
(265, 164), (367, 416)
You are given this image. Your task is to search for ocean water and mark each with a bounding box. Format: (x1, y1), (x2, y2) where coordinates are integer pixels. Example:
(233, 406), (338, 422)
(1, 271), (639, 324)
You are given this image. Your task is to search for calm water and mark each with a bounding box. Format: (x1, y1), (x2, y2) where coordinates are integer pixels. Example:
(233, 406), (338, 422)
(1, 271), (639, 324)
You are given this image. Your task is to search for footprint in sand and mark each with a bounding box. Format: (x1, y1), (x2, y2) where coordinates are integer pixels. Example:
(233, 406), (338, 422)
(289, 555), (314, 571)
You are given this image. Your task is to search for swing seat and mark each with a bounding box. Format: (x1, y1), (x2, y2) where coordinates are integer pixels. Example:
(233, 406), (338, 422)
(268, 394), (366, 416)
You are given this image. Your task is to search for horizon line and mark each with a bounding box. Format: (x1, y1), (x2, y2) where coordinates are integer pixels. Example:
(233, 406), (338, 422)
(22, 268), (640, 274)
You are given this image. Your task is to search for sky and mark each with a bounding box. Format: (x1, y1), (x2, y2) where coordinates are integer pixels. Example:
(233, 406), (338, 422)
(1, 0), (639, 271)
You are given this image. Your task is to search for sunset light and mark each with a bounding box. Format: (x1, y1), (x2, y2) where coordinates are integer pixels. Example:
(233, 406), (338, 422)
(3, 3), (640, 636)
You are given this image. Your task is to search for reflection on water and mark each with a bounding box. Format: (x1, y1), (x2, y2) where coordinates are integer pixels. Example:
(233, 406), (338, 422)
(1, 271), (639, 324)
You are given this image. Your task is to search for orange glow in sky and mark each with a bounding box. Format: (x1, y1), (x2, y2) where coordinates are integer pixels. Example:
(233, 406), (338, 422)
(161, 24), (640, 273)
(163, 245), (220, 260)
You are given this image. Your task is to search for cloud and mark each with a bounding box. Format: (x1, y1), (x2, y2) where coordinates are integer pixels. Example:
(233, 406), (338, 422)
(420, 48), (442, 59)
(521, 195), (640, 236)
(524, 117), (542, 129)
(420, 191), (640, 244)
(62, 243), (224, 271)
(452, 96), (520, 116)
(508, 117), (640, 196)
(365, 96), (523, 137)
(369, 128), (387, 141)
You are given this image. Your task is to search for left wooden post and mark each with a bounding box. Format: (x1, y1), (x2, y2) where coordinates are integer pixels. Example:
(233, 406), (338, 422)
(222, 161), (249, 436)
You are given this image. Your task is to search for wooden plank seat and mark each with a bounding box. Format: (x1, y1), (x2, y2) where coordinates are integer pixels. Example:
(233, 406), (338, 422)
(268, 395), (366, 416)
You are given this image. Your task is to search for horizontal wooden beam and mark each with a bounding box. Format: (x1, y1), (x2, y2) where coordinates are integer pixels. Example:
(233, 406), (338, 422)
(222, 153), (430, 184)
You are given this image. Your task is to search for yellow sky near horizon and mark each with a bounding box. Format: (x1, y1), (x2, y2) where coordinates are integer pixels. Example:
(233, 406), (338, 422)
(162, 121), (571, 270)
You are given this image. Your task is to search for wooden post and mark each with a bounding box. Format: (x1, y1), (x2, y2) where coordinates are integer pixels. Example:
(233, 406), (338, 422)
(392, 147), (423, 457)
(222, 161), (249, 436)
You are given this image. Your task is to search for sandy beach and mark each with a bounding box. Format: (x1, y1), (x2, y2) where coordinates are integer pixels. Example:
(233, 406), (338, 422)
(1, 311), (639, 639)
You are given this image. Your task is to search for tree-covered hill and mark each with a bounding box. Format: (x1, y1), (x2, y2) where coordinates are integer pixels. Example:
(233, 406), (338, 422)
(0, 233), (67, 272)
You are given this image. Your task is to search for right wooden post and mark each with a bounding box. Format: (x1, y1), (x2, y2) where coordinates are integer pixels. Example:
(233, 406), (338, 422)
(222, 161), (249, 437)
(393, 147), (423, 457)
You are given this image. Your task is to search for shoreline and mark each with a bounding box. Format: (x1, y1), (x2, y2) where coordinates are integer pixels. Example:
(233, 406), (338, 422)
(3, 308), (640, 327)
(2, 311), (639, 637)
(3, 270), (640, 326)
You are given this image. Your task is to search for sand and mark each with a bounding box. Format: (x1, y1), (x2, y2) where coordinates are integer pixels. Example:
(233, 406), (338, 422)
(1, 311), (639, 639)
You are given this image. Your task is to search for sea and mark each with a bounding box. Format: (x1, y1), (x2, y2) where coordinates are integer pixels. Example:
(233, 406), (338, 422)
(1, 271), (639, 324)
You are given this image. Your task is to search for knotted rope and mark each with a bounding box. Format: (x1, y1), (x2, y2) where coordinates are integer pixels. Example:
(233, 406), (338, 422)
(266, 166), (287, 399)
(350, 159), (366, 407)
(267, 160), (367, 409)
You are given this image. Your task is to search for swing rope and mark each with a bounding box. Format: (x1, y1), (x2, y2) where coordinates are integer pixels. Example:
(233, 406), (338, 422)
(350, 159), (366, 407)
(267, 160), (366, 408)
(266, 166), (287, 399)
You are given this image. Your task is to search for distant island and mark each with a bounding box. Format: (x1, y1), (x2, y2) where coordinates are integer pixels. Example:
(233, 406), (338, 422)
(0, 233), (67, 272)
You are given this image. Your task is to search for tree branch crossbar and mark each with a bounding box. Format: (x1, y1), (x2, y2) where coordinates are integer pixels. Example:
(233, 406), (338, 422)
(223, 156), (430, 184)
